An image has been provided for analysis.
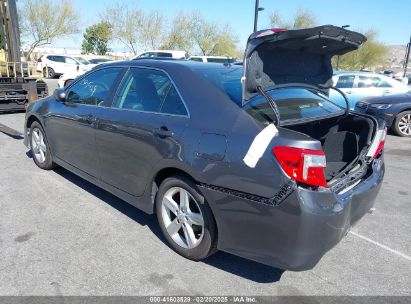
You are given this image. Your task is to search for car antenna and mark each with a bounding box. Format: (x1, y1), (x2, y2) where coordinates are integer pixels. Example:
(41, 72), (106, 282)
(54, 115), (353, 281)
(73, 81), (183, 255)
(256, 86), (281, 126)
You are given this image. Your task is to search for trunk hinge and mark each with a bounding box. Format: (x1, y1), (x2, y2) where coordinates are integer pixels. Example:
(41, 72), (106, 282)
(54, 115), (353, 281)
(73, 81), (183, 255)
(256, 85), (281, 126)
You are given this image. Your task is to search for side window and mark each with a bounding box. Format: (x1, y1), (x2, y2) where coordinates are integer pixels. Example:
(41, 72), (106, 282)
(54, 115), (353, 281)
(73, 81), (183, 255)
(66, 67), (123, 105)
(189, 57), (203, 62)
(358, 76), (392, 88)
(156, 52), (172, 58)
(65, 57), (77, 64)
(53, 56), (65, 63)
(335, 75), (355, 88)
(114, 68), (188, 116)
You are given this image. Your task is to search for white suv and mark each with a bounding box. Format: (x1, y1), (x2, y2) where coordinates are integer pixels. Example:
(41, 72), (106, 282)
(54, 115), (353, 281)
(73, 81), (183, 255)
(189, 56), (236, 64)
(36, 55), (90, 78)
(133, 50), (189, 60)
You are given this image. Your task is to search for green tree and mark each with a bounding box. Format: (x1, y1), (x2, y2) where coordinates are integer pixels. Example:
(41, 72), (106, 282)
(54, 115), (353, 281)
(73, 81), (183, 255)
(189, 13), (239, 57)
(268, 9), (317, 29)
(335, 29), (387, 70)
(19, 0), (79, 60)
(81, 22), (112, 55)
(161, 12), (194, 51)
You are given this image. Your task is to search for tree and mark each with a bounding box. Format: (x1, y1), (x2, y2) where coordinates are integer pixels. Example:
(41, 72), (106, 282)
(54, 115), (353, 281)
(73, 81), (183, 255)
(103, 3), (144, 55)
(139, 10), (165, 50)
(334, 29), (387, 70)
(81, 22), (112, 55)
(268, 8), (317, 29)
(161, 12), (194, 51)
(19, 0), (79, 59)
(189, 13), (239, 57)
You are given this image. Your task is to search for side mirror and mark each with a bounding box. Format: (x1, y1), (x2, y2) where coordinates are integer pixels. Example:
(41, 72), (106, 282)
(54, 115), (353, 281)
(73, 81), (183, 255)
(77, 65), (80, 71)
(54, 88), (66, 102)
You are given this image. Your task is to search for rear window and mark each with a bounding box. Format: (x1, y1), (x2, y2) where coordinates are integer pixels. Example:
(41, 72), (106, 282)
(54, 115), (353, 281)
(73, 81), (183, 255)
(189, 66), (243, 106)
(245, 88), (344, 124)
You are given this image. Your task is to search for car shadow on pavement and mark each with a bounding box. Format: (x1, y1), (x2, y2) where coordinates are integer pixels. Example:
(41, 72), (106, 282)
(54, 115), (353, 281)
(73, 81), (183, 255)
(53, 166), (285, 284)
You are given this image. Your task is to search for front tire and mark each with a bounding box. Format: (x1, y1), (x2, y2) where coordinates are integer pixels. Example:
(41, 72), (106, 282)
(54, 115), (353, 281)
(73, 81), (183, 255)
(393, 111), (411, 137)
(30, 121), (55, 170)
(156, 175), (217, 260)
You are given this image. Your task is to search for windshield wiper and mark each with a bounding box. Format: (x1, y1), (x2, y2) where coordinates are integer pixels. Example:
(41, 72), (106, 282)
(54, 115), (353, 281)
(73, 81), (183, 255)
(256, 86), (280, 126)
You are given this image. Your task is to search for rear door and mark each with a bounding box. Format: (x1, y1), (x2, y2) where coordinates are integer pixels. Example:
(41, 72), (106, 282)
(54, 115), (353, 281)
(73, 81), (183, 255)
(96, 67), (189, 197)
(46, 67), (124, 178)
(48, 56), (66, 74)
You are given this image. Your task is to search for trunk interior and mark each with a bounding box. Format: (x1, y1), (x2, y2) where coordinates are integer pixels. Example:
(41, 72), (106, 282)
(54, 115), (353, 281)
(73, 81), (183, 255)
(284, 114), (375, 181)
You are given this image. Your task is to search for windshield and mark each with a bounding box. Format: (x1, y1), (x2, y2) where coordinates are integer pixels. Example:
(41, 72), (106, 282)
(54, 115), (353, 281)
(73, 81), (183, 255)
(245, 88), (345, 125)
(74, 57), (90, 64)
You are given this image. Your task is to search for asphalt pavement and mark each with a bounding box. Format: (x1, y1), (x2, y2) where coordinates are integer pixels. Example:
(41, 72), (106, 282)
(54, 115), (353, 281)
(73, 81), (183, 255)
(0, 112), (410, 296)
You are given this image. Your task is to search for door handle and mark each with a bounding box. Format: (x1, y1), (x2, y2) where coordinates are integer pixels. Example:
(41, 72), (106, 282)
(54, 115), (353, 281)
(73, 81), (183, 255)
(382, 90), (390, 94)
(345, 90), (352, 94)
(154, 126), (174, 138)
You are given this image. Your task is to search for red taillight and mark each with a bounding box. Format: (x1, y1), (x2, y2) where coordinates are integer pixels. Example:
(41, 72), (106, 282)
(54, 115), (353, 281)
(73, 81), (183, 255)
(273, 146), (327, 187)
(373, 127), (387, 158)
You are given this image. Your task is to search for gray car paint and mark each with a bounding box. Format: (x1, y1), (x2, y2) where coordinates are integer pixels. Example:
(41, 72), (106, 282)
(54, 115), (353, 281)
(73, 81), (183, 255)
(24, 60), (384, 270)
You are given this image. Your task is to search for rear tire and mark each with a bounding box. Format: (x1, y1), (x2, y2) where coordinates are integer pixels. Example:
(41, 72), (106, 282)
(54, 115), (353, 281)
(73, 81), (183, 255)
(155, 175), (217, 260)
(393, 111), (411, 137)
(30, 121), (56, 170)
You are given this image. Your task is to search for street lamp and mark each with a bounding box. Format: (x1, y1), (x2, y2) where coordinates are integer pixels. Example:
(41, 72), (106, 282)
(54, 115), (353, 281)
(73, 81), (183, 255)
(336, 25), (350, 71)
(254, 0), (265, 33)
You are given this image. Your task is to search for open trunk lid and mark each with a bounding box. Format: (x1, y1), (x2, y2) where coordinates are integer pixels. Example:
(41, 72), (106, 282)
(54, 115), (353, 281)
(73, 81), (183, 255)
(242, 25), (366, 104)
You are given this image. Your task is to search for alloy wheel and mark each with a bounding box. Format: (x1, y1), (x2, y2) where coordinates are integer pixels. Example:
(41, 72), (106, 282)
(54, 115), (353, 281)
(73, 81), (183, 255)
(161, 187), (204, 249)
(398, 114), (411, 136)
(31, 127), (47, 163)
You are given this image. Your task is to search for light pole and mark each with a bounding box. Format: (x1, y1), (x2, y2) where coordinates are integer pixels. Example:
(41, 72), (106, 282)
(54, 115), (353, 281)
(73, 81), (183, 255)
(403, 35), (410, 78)
(336, 25), (350, 71)
(253, 0), (264, 33)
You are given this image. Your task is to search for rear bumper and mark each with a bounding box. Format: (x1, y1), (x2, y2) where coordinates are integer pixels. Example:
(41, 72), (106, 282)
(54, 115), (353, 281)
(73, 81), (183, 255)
(201, 157), (384, 271)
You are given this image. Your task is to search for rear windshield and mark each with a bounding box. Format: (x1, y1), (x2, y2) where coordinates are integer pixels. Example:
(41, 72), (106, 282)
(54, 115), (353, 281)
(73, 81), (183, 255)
(245, 88), (345, 125)
(189, 65), (243, 105)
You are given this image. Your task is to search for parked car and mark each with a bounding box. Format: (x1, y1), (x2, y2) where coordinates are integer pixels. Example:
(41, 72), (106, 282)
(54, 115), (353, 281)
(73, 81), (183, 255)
(24, 25), (385, 271)
(36, 54), (91, 78)
(394, 71), (411, 85)
(88, 58), (112, 64)
(189, 56), (236, 64)
(332, 71), (410, 109)
(355, 92), (411, 137)
(133, 50), (189, 60)
(57, 64), (96, 88)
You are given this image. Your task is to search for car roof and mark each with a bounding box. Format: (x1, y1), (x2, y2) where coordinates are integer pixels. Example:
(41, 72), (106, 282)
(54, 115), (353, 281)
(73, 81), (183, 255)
(100, 59), (240, 71)
(333, 71), (383, 77)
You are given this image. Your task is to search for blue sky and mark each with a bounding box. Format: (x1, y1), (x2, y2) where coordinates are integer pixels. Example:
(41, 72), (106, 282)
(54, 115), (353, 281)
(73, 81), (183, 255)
(52, 0), (411, 52)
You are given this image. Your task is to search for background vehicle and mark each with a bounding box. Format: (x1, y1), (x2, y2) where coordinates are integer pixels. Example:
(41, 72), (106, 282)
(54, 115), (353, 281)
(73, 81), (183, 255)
(24, 26), (384, 271)
(189, 56), (236, 64)
(88, 58), (111, 64)
(0, 0), (48, 112)
(133, 50), (189, 60)
(36, 54), (91, 78)
(331, 71), (410, 109)
(356, 92), (411, 137)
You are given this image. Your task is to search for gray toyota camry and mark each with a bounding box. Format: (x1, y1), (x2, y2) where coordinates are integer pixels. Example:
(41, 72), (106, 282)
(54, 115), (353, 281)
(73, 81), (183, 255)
(24, 26), (385, 271)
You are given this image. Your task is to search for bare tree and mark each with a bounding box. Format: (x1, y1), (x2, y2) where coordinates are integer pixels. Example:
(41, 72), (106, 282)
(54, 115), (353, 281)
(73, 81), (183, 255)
(139, 10), (165, 50)
(268, 8), (317, 29)
(189, 13), (239, 56)
(103, 2), (144, 55)
(161, 11), (194, 51)
(19, 0), (79, 59)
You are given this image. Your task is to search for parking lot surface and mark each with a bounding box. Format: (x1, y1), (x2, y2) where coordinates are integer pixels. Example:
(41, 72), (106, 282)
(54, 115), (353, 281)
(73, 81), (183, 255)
(0, 112), (410, 296)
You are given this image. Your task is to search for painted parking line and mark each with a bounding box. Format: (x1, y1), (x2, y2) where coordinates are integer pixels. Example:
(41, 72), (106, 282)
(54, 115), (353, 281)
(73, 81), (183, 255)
(349, 230), (411, 262)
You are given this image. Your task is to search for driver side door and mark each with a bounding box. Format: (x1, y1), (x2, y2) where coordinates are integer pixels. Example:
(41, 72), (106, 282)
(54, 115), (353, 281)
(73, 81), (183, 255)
(46, 67), (124, 178)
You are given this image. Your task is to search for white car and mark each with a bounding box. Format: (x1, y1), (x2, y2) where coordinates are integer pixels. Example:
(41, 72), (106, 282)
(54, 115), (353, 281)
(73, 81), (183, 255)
(189, 56), (236, 64)
(36, 54), (91, 78)
(133, 50), (189, 60)
(331, 72), (411, 109)
(57, 64), (99, 88)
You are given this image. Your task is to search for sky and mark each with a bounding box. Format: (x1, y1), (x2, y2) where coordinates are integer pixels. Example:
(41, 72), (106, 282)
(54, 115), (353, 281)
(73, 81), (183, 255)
(49, 0), (411, 53)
